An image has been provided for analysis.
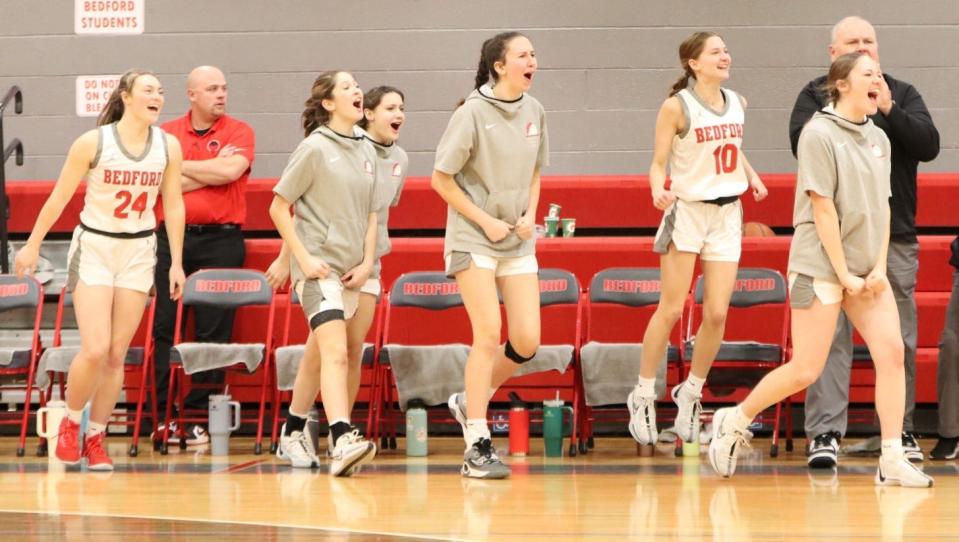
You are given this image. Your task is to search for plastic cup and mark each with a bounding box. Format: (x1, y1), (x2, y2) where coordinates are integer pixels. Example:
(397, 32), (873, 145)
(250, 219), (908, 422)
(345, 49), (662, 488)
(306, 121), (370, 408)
(547, 203), (562, 218)
(561, 218), (576, 238)
(544, 217), (560, 238)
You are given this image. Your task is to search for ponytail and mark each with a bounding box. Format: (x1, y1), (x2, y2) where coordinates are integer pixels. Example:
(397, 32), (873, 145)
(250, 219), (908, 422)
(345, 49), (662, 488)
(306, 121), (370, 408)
(668, 72), (693, 98)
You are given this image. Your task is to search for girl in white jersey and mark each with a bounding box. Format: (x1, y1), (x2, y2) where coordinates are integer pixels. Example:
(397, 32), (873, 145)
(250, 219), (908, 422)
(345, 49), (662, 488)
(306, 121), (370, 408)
(627, 32), (768, 449)
(709, 53), (932, 488)
(433, 32), (548, 479)
(14, 70), (185, 470)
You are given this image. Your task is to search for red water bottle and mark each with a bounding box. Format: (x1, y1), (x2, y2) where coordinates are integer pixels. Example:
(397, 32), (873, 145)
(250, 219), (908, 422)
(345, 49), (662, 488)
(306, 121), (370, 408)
(508, 392), (529, 456)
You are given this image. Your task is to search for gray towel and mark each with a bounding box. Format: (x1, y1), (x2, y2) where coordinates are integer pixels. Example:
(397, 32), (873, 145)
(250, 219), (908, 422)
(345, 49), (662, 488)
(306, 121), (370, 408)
(172, 343), (264, 375)
(274, 343), (373, 391)
(514, 345), (574, 377)
(384, 344), (469, 410)
(0, 347), (31, 369)
(36, 346), (80, 388)
(385, 343), (576, 410)
(579, 342), (668, 407)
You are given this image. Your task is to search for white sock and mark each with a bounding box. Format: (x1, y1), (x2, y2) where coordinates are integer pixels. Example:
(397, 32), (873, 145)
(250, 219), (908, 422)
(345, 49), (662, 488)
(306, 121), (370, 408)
(86, 421), (107, 437)
(731, 406), (753, 431)
(683, 375), (706, 397)
(881, 438), (904, 460)
(635, 377), (656, 398)
(465, 419), (490, 444)
(66, 408), (84, 424)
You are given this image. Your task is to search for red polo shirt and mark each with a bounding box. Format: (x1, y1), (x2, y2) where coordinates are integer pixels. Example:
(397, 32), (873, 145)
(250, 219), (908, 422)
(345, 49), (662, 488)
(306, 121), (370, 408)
(160, 111), (255, 225)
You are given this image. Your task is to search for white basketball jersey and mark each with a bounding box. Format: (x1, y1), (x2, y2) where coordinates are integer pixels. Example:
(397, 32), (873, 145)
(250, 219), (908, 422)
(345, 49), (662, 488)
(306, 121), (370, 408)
(80, 124), (168, 233)
(669, 88), (748, 201)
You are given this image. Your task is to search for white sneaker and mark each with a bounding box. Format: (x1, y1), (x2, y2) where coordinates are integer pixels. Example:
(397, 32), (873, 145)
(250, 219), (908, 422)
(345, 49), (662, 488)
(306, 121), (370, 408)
(627, 390), (657, 445)
(671, 384), (702, 444)
(875, 455), (934, 488)
(277, 424), (319, 469)
(330, 428), (376, 477)
(448, 392), (468, 439)
(708, 407), (751, 478)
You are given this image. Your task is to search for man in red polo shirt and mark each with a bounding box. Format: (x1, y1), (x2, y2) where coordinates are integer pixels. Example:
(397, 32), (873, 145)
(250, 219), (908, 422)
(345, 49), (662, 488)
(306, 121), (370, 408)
(152, 65), (255, 446)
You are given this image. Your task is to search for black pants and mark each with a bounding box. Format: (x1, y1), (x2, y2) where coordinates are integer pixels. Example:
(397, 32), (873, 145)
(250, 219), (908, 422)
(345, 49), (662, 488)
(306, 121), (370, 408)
(153, 226), (246, 417)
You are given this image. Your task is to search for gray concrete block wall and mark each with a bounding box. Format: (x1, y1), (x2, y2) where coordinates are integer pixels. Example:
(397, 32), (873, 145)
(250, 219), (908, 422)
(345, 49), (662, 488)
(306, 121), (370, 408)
(1, 0), (957, 181)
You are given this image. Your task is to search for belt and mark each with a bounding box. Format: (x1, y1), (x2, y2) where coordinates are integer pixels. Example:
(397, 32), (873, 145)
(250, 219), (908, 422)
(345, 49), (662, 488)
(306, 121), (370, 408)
(701, 195), (740, 206)
(184, 223), (240, 234)
(80, 223), (154, 239)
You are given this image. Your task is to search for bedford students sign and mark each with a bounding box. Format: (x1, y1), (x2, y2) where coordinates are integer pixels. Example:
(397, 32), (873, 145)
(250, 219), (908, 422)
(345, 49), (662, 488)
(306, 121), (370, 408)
(76, 75), (119, 117)
(75, 0), (144, 35)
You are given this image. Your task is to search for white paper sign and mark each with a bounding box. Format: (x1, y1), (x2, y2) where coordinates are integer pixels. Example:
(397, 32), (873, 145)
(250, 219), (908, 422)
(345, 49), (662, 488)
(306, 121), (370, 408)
(76, 75), (120, 117)
(75, 0), (144, 35)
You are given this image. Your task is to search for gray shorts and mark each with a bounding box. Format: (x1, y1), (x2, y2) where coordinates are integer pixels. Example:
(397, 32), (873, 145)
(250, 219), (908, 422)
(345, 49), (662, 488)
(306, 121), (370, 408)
(294, 278), (360, 329)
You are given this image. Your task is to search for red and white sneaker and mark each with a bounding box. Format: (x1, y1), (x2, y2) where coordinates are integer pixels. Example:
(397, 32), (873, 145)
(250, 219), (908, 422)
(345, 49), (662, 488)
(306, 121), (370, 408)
(83, 432), (114, 471)
(55, 417), (82, 465)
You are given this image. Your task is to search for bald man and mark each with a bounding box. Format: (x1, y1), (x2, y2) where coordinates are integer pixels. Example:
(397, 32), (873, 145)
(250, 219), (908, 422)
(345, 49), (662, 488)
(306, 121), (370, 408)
(788, 16), (939, 469)
(152, 66), (256, 447)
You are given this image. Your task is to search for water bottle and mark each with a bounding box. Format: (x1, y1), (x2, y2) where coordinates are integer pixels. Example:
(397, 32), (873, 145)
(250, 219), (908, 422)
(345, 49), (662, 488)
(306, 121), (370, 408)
(508, 392), (529, 456)
(405, 398), (428, 457)
(208, 394), (241, 456)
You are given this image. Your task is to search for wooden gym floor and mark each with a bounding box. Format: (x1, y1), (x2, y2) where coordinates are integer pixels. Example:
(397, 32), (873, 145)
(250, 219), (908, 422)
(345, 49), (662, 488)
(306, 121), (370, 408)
(0, 435), (954, 541)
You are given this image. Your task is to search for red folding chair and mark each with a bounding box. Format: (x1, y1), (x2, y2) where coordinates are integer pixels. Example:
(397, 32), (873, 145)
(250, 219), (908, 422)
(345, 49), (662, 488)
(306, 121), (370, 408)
(37, 287), (159, 456)
(580, 267), (681, 451)
(160, 268), (276, 455)
(0, 274), (45, 457)
(269, 287), (381, 454)
(494, 268), (585, 456)
(680, 267), (793, 456)
(374, 271), (470, 448)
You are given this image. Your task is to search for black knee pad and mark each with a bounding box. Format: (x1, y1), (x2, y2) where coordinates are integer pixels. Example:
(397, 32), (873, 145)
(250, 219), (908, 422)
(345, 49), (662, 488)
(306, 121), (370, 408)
(309, 309), (344, 330)
(504, 340), (536, 364)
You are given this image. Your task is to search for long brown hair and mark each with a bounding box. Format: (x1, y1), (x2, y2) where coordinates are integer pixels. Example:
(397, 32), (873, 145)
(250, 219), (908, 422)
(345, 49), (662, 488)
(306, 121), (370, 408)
(301, 71), (344, 137)
(669, 32), (721, 97)
(821, 52), (868, 105)
(97, 69), (156, 126)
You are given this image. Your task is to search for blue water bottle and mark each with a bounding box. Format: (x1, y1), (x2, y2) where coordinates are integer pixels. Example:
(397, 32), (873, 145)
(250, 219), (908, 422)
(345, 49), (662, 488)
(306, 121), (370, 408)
(405, 398), (428, 457)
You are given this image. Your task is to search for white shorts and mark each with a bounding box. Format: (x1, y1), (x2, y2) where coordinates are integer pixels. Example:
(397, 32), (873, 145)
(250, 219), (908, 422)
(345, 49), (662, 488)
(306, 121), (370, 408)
(66, 225), (156, 294)
(653, 199), (742, 262)
(360, 277), (381, 297)
(788, 273), (844, 308)
(445, 252), (539, 278)
(294, 278), (360, 329)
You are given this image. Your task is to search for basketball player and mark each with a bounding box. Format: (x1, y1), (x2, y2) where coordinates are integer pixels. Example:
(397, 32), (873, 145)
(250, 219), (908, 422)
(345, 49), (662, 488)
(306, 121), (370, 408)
(708, 53), (933, 488)
(266, 85), (408, 452)
(432, 31), (548, 479)
(270, 71), (379, 476)
(14, 70), (186, 470)
(628, 32), (767, 449)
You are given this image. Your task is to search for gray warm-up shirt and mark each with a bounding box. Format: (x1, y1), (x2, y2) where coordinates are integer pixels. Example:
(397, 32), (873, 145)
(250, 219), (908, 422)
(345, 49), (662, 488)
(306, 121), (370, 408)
(273, 125), (380, 280)
(434, 85), (549, 258)
(788, 107), (892, 282)
(364, 134), (409, 278)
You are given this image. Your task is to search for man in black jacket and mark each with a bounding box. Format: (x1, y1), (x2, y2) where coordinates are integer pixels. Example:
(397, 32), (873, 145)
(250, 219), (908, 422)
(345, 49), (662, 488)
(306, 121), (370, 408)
(789, 15), (940, 469)
(932, 238), (959, 459)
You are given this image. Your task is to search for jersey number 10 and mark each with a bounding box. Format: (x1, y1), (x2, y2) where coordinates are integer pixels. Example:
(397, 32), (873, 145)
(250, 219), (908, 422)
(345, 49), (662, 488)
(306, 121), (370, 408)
(114, 191), (149, 220)
(713, 144), (738, 175)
